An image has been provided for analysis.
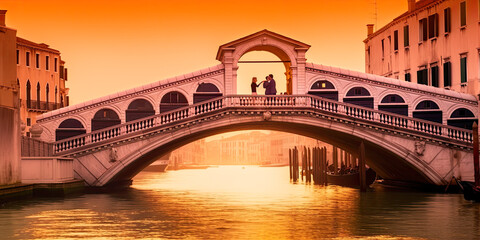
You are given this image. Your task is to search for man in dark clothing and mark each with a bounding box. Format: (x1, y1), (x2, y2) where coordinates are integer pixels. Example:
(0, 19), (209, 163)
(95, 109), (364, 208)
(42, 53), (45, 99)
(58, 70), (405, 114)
(263, 76), (271, 95)
(266, 74), (277, 95)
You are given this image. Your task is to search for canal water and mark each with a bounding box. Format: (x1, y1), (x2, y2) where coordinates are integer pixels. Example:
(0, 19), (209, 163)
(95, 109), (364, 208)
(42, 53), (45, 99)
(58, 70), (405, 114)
(1, 166), (479, 239)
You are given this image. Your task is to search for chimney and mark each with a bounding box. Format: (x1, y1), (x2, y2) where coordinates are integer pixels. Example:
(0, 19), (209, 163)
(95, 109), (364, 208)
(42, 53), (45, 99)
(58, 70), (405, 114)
(0, 10), (7, 27)
(367, 24), (374, 36)
(408, 0), (416, 12)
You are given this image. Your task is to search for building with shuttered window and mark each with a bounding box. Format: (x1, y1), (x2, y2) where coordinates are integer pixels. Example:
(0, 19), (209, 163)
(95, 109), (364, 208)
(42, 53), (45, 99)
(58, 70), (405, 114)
(364, 0), (479, 95)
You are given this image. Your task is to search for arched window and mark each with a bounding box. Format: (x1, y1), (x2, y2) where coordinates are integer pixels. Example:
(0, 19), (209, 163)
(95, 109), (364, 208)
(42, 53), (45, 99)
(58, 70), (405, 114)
(193, 83), (222, 103)
(36, 82), (41, 108)
(55, 119), (86, 141)
(308, 80), (338, 101)
(378, 94), (408, 116)
(46, 83), (50, 109)
(413, 100), (442, 123)
(343, 87), (374, 108)
(55, 86), (58, 106)
(126, 99), (155, 122)
(91, 109), (121, 131)
(26, 80), (31, 108)
(447, 108), (476, 129)
(160, 91), (188, 113)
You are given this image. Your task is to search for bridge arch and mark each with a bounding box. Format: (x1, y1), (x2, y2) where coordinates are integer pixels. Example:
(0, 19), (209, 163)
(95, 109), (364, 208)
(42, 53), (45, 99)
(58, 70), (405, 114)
(125, 98), (155, 122)
(193, 82), (223, 103)
(378, 93), (409, 116)
(91, 108), (122, 131)
(412, 100), (443, 124)
(307, 79), (339, 101)
(56, 118), (87, 141)
(93, 114), (445, 187)
(159, 90), (189, 113)
(343, 86), (374, 108)
(447, 107), (477, 129)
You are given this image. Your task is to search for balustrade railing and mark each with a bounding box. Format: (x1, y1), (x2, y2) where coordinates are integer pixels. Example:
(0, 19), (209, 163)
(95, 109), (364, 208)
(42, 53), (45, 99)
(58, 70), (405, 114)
(53, 95), (474, 154)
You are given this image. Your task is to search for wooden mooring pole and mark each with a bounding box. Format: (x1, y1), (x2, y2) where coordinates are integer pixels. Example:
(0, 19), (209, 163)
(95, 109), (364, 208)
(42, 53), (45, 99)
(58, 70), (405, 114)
(359, 141), (367, 192)
(473, 122), (479, 187)
(289, 149), (293, 181)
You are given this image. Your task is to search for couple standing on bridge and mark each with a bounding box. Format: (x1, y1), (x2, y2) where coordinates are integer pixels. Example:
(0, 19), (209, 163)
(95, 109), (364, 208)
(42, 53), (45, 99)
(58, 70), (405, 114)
(251, 74), (277, 95)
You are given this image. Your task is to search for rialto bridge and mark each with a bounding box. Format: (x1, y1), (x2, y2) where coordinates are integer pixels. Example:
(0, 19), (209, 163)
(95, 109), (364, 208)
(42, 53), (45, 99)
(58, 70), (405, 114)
(33, 30), (478, 187)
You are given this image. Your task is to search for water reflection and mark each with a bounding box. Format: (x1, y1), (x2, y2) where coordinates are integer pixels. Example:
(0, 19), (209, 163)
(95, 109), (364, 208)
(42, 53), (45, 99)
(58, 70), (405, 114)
(0, 166), (479, 239)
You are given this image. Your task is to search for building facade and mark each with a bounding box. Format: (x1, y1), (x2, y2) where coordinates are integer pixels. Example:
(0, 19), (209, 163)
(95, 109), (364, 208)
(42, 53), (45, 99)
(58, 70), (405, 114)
(0, 10), (21, 185)
(364, 0), (480, 95)
(16, 37), (68, 136)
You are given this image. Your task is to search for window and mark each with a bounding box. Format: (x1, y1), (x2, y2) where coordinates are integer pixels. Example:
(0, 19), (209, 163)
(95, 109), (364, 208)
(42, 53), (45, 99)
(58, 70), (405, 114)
(394, 30), (399, 51)
(26, 52), (30, 66)
(16, 49), (19, 65)
(60, 65), (64, 79)
(419, 18), (428, 41)
(45, 56), (49, 70)
(417, 68), (428, 85)
(54, 58), (58, 72)
(461, 56), (467, 83)
(431, 65), (439, 87)
(443, 62), (451, 87)
(381, 39), (385, 58)
(444, 8), (451, 33)
(428, 14), (439, 38)
(405, 72), (411, 82)
(460, 1), (466, 27)
(403, 25), (409, 47)
(26, 118), (31, 126)
(35, 53), (40, 68)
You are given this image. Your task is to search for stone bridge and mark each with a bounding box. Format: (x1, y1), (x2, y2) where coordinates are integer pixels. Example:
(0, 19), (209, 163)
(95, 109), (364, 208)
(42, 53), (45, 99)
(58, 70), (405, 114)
(34, 30), (478, 187)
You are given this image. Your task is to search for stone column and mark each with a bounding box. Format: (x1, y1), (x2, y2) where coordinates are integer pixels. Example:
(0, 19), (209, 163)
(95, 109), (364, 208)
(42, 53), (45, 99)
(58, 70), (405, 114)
(222, 48), (236, 95)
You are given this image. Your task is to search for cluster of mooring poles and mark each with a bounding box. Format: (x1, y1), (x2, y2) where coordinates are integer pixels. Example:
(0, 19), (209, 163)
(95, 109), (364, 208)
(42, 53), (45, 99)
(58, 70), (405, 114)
(288, 142), (368, 192)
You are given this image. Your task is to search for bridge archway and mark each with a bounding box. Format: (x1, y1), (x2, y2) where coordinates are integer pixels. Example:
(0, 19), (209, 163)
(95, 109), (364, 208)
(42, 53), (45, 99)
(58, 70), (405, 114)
(55, 118), (86, 141)
(447, 108), (476, 129)
(217, 30), (310, 95)
(160, 91), (189, 113)
(193, 83), (222, 103)
(126, 99), (155, 122)
(344, 87), (374, 108)
(91, 108), (121, 131)
(94, 114), (445, 187)
(413, 100), (442, 124)
(308, 79), (338, 101)
(378, 94), (408, 116)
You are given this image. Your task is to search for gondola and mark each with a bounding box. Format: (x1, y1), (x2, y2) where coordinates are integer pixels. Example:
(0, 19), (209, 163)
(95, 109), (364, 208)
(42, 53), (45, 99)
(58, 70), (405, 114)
(326, 168), (376, 187)
(455, 178), (480, 202)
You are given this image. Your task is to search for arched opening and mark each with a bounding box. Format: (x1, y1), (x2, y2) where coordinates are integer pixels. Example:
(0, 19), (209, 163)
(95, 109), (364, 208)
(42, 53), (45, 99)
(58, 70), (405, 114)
(447, 108), (476, 129)
(36, 82), (40, 109)
(56, 119), (86, 141)
(378, 94), (408, 116)
(91, 109), (121, 131)
(413, 100), (442, 123)
(193, 83), (222, 103)
(106, 121), (439, 187)
(46, 83), (50, 110)
(308, 80), (338, 101)
(26, 80), (31, 108)
(160, 91), (188, 113)
(236, 50), (289, 95)
(126, 99), (155, 122)
(343, 87), (374, 108)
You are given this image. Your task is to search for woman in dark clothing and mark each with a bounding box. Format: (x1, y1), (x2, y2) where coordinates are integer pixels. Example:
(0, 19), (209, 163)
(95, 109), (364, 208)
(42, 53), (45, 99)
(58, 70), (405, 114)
(251, 77), (263, 95)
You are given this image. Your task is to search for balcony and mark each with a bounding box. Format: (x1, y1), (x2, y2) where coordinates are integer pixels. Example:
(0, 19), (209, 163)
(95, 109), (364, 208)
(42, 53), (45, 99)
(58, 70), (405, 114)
(25, 100), (64, 112)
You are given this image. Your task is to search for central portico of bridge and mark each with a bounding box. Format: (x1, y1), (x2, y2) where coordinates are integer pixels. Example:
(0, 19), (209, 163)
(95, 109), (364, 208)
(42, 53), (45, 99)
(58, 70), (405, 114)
(33, 30), (478, 187)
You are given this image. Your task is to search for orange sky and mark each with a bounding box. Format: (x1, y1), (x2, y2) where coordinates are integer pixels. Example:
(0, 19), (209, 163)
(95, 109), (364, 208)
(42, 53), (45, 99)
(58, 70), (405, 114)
(2, 0), (406, 104)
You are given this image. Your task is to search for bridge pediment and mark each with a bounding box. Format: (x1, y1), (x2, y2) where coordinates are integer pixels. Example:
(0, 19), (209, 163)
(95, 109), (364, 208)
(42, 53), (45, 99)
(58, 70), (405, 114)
(216, 29), (310, 62)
